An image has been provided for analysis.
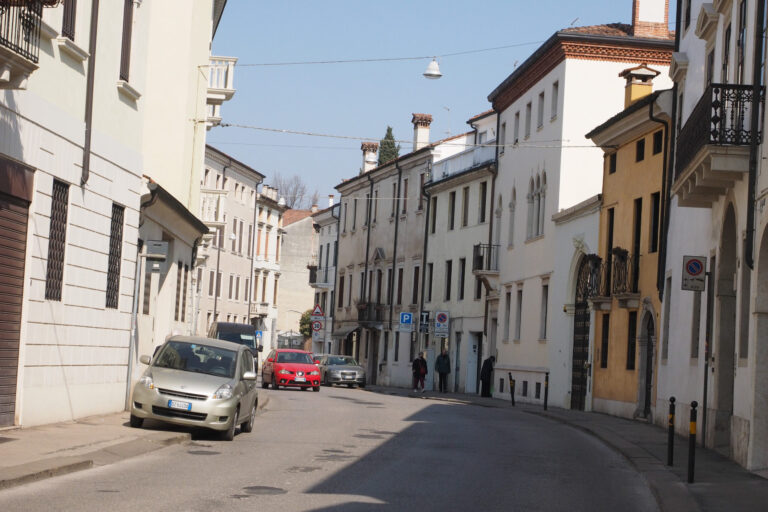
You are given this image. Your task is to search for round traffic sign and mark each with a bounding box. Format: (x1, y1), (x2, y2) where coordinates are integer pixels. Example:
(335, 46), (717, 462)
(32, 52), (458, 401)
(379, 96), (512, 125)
(686, 259), (704, 276)
(311, 320), (323, 331)
(436, 312), (448, 323)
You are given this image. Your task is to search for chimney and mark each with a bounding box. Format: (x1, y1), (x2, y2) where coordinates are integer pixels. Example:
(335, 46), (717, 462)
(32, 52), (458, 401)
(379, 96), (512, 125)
(311, 204), (318, 213)
(631, 0), (670, 39)
(360, 142), (379, 174)
(412, 113), (432, 151)
(619, 64), (660, 107)
(328, 194), (334, 207)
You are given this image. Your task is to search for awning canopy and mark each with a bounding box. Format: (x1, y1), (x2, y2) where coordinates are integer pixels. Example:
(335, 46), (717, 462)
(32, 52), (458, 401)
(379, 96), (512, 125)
(331, 325), (359, 338)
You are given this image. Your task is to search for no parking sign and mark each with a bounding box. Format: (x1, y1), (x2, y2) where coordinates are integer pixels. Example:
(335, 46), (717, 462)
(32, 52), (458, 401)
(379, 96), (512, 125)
(682, 255), (707, 292)
(434, 311), (449, 338)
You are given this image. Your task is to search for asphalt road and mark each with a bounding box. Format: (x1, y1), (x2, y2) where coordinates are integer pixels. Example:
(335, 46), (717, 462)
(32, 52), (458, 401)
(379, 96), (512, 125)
(0, 386), (658, 511)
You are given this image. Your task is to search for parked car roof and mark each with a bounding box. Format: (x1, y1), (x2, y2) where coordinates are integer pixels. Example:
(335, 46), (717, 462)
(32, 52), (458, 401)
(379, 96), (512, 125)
(211, 322), (256, 334)
(167, 335), (244, 352)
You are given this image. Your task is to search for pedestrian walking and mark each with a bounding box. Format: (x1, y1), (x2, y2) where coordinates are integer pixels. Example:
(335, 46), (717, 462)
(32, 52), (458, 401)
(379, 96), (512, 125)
(480, 355), (495, 397)
(435, 348), (451, 393)
(412, 352), (427, 392)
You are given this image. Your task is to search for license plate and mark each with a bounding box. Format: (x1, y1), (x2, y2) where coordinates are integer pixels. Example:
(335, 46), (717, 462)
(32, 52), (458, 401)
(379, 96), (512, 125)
(295, 376), (306, 382)
(168, 400), (192, 411)
(343, 375), (353, 379)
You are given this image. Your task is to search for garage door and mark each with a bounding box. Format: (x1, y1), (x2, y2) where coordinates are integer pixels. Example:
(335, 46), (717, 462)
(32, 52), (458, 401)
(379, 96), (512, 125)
(0, 193), (28, 427)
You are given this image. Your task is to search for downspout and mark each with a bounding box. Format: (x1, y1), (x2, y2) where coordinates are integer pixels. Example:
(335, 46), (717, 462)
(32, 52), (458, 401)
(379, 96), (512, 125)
(331, 202), (341, 351)
(248, 182), (259, 328)
(746, 0), (766, 269)
(125, 238), (144, 410)
(483, 112), (501, 338)
(657, 0), (683, 300)
(362, 175), (375, 302)
(389, 163), (402, 332)
(649, 96), (669, 297)
(213, 165), (229, 319)
(81, 0), (100, 185)
(418, 164), (431, 352)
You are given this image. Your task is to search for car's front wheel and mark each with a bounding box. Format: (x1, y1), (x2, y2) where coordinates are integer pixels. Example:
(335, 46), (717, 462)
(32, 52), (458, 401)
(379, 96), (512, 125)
(261, 375), (269, 389)
(272, 376), (280, 390)
(222, 407), (238, 441)
(240, 402), (256, 433)
(313, 385), (320, 392)
(129, 414), (143, 428)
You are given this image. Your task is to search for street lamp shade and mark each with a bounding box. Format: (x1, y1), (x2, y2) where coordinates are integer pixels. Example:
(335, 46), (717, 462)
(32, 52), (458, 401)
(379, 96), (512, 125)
(423, 58), (442, 79)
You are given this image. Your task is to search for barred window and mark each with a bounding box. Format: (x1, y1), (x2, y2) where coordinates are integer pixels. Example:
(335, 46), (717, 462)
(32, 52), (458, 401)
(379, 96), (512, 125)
(181, 264), (189, 321)
(45, 180), (69, 301)
(142, 264), (151, 315)
(174, 261), (182, 321)
(105, 204), (124, 309)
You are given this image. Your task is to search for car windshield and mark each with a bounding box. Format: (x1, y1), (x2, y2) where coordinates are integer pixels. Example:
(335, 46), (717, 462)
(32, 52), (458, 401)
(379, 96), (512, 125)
(218, 332), (257, 349)
(277, 352), (314, 364)
(327, 356), (358, 366)
(153, 341), (237, 378)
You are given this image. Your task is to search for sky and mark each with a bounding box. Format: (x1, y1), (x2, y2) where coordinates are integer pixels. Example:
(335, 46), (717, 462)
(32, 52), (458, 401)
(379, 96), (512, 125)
(209, 0), (677, 207)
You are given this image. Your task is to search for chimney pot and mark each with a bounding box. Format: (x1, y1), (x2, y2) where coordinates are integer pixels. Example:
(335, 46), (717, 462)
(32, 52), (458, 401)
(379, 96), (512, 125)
(619, 63), (661, 107)
(360, 142), (379, 174)
(328, 194), (334, 207)
(411, 113), (432, 151)
(631, 0), (670, 39)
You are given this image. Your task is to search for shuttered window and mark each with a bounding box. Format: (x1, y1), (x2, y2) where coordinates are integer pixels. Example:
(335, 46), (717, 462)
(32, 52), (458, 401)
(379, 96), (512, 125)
(105, 204), (124, 309)
(45, 180), (69, 301)
(119, 0), (134, 81)
(62, 0), (76, 41)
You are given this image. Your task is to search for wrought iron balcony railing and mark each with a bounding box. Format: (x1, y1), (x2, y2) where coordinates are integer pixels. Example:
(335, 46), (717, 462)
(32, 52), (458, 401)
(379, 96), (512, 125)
(357, 302), (385, 323)
(609, 248), (638, 295)
(472, 244), (499, 272)
(0, 0), (43, 63)
(676, 83), (764, 179)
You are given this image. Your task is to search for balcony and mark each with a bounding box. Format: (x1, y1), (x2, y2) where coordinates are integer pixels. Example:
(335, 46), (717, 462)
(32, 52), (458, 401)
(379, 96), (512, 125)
(250, 302), (269, 318)
(206, 56), (237, 128)
(200, 189), (227, 227)
(673, 83), (764, 207)
(472, 243), (499, 292)
(0, 0), (44, 89)
(357, 302), (385, 326)
(308, 265), (333, 289)
(430, 144), (496, 183)
(585, 248), (640, 309)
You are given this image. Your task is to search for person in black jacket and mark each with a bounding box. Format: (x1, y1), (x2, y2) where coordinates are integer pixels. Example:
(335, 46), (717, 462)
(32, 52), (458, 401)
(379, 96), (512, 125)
(435, 349), (451, 393)
(480, 355), (495, 397)
(412, 352), (427, 392)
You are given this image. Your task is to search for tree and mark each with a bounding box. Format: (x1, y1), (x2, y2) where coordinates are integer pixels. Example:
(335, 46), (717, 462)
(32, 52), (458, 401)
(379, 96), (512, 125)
(271, 173), (318, 209)
(378, 126), (400, 166)
(299, 309), (313, 339)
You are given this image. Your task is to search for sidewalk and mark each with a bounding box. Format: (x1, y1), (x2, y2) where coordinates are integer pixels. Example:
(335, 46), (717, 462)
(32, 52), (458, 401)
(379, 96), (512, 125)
(0, 395), (269, 491)
(365, 385), (768, 512)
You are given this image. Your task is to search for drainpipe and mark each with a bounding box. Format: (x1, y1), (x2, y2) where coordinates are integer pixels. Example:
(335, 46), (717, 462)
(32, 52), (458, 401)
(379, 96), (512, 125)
(657, 0), (683, 300)
(483, 112), (501, 339)
(125, 238), (143, 410)
(418, 164), (431, 353)
(360, 173), (375, 359)
(746, 0), (766, 269)
(331, 202), (341, 352)
(389, 162), (403, 332)
(81, 0), (100, 185)
(248, 182), (259, 327)
(649, 95), (670, 298)
(213, 165), (229, 319)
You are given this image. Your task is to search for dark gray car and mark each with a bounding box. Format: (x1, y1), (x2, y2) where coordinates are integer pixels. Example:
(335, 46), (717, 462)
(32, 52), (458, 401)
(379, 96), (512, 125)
(318, 355), (366, 387)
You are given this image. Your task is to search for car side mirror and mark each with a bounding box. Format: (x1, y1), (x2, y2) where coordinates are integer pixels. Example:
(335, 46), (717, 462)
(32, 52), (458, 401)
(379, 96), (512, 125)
(242, 371), (257, 381)
(139, 354), (151, 365)
(257, 345), (264, 352)
(267, 357), (273, 362)
(314, 359), (320, 364)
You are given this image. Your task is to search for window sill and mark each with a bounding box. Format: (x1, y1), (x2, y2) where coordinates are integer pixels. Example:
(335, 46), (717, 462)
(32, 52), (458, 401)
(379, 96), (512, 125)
(536, 125), (544, 132)
(507, 244), (514, 250)
(538, 338), (547, 344)
(56, 36), (89, 62)
(39, 19), (58, 40)
(513, 338), (521, 344)
(400, 214), (407, 221)
(117, 80), (142, 102)
(525, 234), (544, 244)
(502, 338), (510, 344)
(550, 115), (558, 123)
(415, 209), (424, 215)
(739, 357), (748, 367)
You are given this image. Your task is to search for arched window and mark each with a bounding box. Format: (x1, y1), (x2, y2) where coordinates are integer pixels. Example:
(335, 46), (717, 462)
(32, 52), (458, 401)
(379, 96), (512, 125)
(494, 194), (503, 245)
(509, 187), (516, 246)
(533, 175), (541, 237)
(527, 179), (535, 239)
(539, 172), (547, 236)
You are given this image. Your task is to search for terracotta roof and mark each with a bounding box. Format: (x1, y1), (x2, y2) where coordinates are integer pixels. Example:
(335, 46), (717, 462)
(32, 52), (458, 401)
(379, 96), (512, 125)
(282, 209), (314, 226)
(561, 23), (633, 37)
(467, 109), (495, 124)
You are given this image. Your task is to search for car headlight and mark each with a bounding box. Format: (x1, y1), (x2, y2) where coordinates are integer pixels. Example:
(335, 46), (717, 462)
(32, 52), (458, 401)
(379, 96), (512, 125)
(330, 370), (341, 375)
(212, 383), (233, 399)
(278, 369), (292, 375)
(308, 370), (319, 376)
(139, 375), (154, 389)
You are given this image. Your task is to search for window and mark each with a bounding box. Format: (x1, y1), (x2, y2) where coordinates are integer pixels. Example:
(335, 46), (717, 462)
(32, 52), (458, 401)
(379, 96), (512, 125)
(62, 0), (76, 41)
(262, 274), (268, 302)
(46, 180), (69, 301)
(347, 274), (352, 306)
(338, 276), (345, 307)
(352, 199), (357, 230)
(273, 276), (279, 304)
(499, 122), (506, 154)
(737, 0), (747, 84)
(105, 204), (124, 309)
(217, 271), (222, 297)
(479, 182), (487, 223)
(174, 262), (183, 321)
(418, 174), (425, 211)
(676, 92), (684, 135)
(276, 234), (281, 262)
(522, 380), (528, 397)
(360, 271), (365, 301)
(427, 263), (433, 302)
(606, 208), (615, 290)
(143, 266), (152, 314)
(627, 311), (637, 370)
(513, 112), (520, 144)
(632, 198), (642, 292)
(504, 291), (512, 340)
(228, 275), (234, 300)
(551, 81), (559, 119)
(458, 258), (466, 301)
(373, 190), (378, 222)
(537, 91), (545, 128)
(462, 187), (470, 227)
(525, 102), (532, 138)
(394, 333), (400, 362)
(540, 284), (548, 339)
(478, 131), (487, 144)
(508, 189), (516, 247)
(343, 203), (348, 232)
(600, 314), (610, 368)
(181, 264), (189, 321)
(650, 192), (660, 253)
(247, 224), (253, 257)
(231, 218), (237, 251)
(386, 269), (392, 305)
(535, 382), (541, 399)
(635, 138), (645, 162)
(391, 183), (397, 217)
(412, 266), (420, 305)
(653, 130), (663, 155)
(119, 0), (134, 81)
(364, 193), (370, 226)
(514, 289), (522, 340)
(245, 278), (250, 302)
(691, 289), (702, 359)
(448, 191), (456, 230)
(430, 196), (438, 234)
(255, 227), (262, 255)
(684, 0), (691, 29)
(444, 260), (453, 301)
(475, 276), (482, 300)
(609, 153), (617, 174)
(706, 49), (715, 86)
(723, 24), (731, 82)
(238, 220), (244, 253)
(383, 332), (389, 362)
(402, 178), (408, 214)
(235, 276), (240, 301)
(397, 268), (404, 305)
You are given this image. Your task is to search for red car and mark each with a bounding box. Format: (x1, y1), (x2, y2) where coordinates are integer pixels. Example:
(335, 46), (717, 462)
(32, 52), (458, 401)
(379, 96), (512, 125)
(261, 349), (321, 391)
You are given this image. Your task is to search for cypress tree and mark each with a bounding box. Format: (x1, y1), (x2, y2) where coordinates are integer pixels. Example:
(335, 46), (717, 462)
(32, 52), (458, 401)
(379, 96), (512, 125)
(378, 126), (400, 165)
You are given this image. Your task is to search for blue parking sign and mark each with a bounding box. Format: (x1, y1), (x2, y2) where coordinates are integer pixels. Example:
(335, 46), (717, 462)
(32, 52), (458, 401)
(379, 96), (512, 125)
(399, 312), (413, 332)
(255, 330), (263, 340)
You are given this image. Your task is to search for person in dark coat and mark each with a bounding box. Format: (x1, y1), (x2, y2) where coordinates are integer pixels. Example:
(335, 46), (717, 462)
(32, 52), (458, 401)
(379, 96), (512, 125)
(412, 352), (427, 392)
(480, 355), (495, 397)
(435, 349), (451, 393)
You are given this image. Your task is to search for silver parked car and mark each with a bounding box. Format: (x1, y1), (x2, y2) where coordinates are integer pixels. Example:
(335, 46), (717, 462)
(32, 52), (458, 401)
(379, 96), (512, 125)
(318, 355), (366, 388)
(130, 336), (259, 441)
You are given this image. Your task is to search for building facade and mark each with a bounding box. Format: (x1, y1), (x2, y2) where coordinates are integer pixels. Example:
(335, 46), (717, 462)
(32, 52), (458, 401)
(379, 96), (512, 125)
(309, 200), (340, 355)
(277, 209), (316, 343)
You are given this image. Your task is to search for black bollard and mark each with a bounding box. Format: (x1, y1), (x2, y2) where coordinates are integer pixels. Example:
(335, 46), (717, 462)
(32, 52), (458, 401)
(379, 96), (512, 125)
(688, 401), (698, 483)
(508, 372), (515, 407)
(544, 372), (549, 411)
(667, 397), (676, 466)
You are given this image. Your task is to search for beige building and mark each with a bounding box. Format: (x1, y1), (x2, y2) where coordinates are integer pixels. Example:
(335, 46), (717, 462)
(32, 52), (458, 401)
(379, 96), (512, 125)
(277, 209), (317, 342)
(309, 200), (340, 355)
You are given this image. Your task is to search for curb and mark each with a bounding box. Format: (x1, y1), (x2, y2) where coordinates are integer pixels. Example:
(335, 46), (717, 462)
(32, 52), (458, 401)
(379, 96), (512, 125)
(524, 409), (701, 512)
(0, 394), (272, 492)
